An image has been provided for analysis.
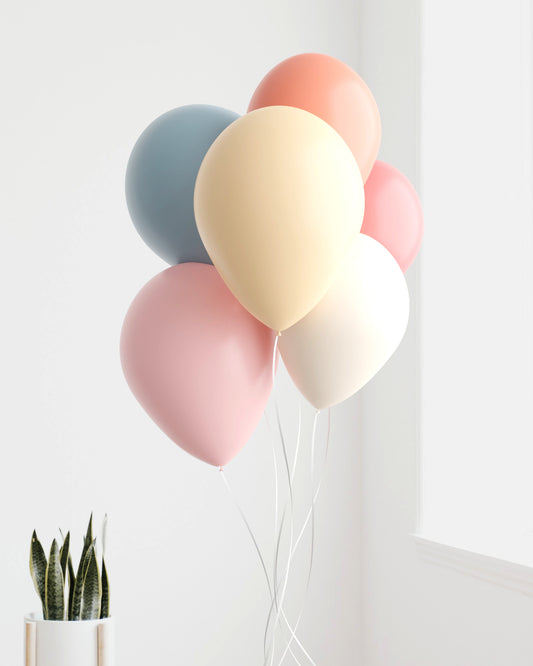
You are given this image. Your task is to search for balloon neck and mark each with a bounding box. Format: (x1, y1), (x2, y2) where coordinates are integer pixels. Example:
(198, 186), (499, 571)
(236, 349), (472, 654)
(218, 466), (224, 472)
(276, 331), (282, 337)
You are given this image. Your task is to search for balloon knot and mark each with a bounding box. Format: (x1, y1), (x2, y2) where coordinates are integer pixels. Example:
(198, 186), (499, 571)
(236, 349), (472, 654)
(218, 466), (224, 472)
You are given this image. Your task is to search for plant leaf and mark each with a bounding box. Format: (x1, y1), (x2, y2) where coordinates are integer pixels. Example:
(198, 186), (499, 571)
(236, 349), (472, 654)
(71, 517), (94, 621)
(67, 554), (76, 621)
(81, 547), (101, 620)
(71, 541), (94, 621)
(45, 539), (64, 620)
(85, 513), (93, 545)
(100, 557), (110, 618)
(59, 531), (70, 580)
(29, 531), (47, 619)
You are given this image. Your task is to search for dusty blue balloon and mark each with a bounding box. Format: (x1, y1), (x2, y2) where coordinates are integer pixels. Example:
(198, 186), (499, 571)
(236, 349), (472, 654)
(125, 104), (239, 265)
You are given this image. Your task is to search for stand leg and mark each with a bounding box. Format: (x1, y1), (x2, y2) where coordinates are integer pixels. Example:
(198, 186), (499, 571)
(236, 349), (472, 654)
(97, 622), (111, 666)
(25, 621), (36, 666)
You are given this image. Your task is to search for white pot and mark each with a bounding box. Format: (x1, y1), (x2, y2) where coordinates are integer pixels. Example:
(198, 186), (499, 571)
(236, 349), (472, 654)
(24, 613), (114, 666)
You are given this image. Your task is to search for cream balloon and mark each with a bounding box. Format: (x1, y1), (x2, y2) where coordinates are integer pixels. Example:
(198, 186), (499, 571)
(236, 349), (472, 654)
(279, 234), (409, 409)
(194, 106), (365, 332)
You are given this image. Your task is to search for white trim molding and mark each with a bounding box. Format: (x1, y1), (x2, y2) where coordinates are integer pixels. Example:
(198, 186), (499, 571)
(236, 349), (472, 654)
(413, 534), (533, 597)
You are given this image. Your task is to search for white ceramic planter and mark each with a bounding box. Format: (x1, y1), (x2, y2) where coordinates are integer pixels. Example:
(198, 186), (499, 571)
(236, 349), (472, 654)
(24, 613), (114, 666)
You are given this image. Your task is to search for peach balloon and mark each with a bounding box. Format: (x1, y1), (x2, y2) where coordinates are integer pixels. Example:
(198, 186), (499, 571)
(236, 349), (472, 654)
(120, 263), (276, 467)
(248, 53), (381, 181)
(361, 160), (424, 272)
(194, 106), (364, 332)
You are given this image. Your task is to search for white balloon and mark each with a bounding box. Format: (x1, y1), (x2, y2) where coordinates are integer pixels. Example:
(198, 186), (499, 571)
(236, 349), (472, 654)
(279, 234), (409, 409)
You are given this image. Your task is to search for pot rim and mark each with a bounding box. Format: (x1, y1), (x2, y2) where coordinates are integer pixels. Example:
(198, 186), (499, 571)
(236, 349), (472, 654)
(25, 612), (113, 625)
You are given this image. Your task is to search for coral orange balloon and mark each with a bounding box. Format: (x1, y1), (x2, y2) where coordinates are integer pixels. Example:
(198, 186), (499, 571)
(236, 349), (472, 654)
(248, 53), (381, 181)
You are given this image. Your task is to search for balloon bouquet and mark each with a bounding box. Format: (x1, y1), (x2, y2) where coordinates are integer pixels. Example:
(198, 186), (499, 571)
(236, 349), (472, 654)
(120, 53), (423, 661)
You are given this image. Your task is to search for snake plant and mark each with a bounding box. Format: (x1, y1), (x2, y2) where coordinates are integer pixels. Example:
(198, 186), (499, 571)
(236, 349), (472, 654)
(30, 514), (110, 621)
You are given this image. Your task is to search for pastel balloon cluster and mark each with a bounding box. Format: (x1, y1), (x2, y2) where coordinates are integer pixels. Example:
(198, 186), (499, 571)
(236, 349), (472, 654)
(120, 53), (423, 467)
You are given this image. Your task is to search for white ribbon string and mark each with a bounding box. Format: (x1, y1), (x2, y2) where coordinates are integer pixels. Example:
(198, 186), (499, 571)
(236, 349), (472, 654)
(291, 400), (302, 484)
(264, 334), (306, 664)
(263, 401), (306, 664)
(220, 333), (328, 666)
(266, 397), (296, 666)
(264, 405), (331, 665)
(219, 469), (273, 600)
(287, 410), (331, 564)
(272, 439), (280, 541)
(220, 469), (303, 665)
(278, 409), (331, 666)
(278, 412), (320, 666)
(271, 335), (280, 540)
(272, 333), (279, 386)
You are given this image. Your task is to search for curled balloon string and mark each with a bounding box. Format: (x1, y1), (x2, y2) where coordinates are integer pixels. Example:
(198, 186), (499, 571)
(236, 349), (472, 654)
(219, 470), (301, 665)
(279, 411), (320, 666)
(272, 334), (280, 540)
(263, 331), (300, 661)
(268, 410), (321, 666)
(289, 410), (331, 557)
(291, 400), (302, 484)
(266, 404), (321, 665)
(264, 408), (331, 664)
(220, 466), (303, 665)
(272, 333), (280, 386)
(219, 468), (273, 600)
(267, 399), (296, 666)
(222, 335), (318, 664)
(262, 334), (307, 664)
(261, 407), (280, 543)
(271, 435), (280, 541)
(263, 387), (306, 663)
(278, 409), (331, 666)
(267, 509), (298, 665)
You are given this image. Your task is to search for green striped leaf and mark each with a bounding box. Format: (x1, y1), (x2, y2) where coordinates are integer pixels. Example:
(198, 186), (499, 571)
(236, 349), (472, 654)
(59, 531), (70, 580)
(67, 554), (76, 621)
(70, 516), (94, 620)
(45, 539), (65, 620)
(85, 514), (93, 545)
(100, 557), (110, 618)
(29, 531), (47, 619)
(81, 547), (101, 620)
(71, 541), (95, 621)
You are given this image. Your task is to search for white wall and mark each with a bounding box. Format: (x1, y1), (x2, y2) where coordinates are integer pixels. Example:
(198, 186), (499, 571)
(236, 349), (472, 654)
(9, 2), (530, 664)
(419, 0), (533, 563)
(359, 1), (533, 664)
(0, 2), (363, 664)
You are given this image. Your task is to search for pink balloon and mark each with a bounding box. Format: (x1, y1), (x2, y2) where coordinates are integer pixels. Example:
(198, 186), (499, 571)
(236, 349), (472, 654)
(120, 263), (276, 467)
(361, 160), (424, 272)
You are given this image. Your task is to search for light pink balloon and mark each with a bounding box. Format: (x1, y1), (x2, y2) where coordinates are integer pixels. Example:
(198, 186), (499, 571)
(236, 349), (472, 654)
(361, 160), (424, 272)
(120, 263), (276, 467)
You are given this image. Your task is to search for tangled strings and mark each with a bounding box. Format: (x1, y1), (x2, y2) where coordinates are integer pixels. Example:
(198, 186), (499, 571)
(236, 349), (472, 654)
(220, 335), (331, 665)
